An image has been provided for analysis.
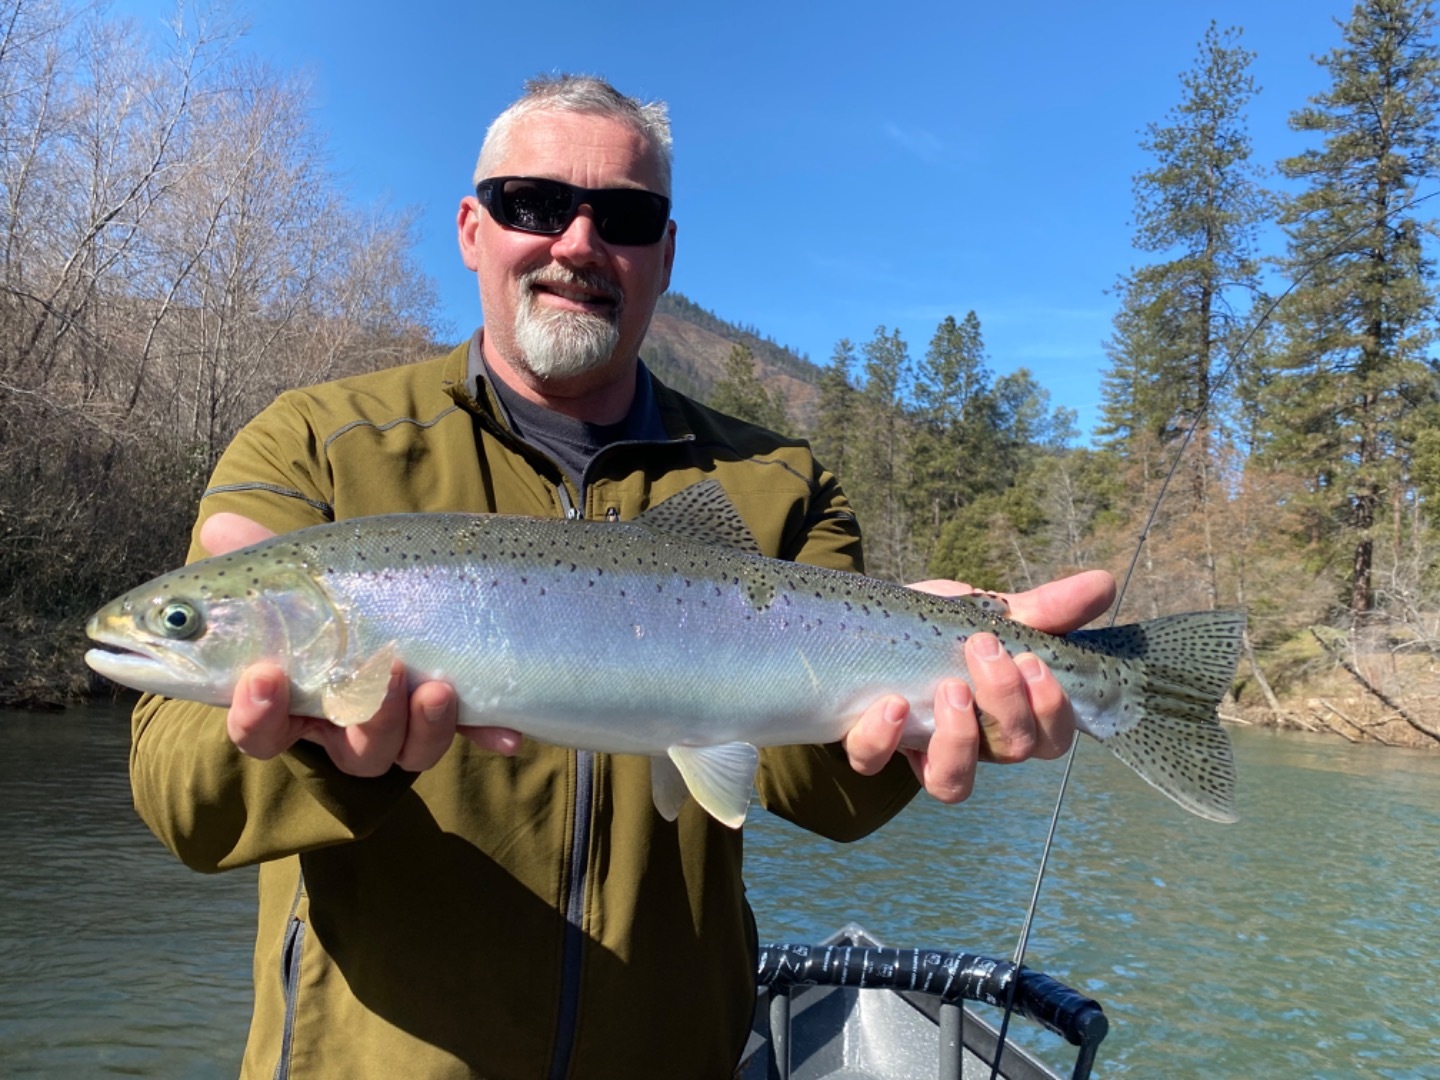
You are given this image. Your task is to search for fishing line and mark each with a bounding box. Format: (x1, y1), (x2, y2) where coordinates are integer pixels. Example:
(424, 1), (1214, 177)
(984, 187), (1440, 1080)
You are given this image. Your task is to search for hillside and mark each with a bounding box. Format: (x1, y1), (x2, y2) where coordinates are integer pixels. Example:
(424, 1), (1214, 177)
(640, 293), (822, 428)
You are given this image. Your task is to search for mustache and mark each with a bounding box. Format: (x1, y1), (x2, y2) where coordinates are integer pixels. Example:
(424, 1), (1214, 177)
(519, 265), (624, 308)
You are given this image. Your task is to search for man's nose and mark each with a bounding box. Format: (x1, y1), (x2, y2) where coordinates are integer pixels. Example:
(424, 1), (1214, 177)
(548, 208), (606, 265)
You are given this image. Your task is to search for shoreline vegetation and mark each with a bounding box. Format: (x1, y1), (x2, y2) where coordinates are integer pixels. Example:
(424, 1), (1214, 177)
(5, 4), (1440, 758)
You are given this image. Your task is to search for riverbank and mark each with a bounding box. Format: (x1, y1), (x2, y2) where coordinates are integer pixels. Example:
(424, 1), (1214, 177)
(1222, 631), (1440, 750)
(0, 621), (92, 711)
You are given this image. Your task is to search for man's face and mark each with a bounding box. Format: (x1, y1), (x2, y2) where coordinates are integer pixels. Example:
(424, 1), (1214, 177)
(459, 110), (676, 388)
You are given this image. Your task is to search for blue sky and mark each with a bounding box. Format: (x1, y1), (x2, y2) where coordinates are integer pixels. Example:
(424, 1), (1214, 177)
(117, 0), (1366, 437)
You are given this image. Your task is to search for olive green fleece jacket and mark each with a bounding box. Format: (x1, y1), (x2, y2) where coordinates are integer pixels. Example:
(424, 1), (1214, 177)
(129, 340), (921, 1080)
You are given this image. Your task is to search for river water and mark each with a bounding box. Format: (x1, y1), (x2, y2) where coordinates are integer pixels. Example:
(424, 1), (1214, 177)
(1, 706), (1437, 1078)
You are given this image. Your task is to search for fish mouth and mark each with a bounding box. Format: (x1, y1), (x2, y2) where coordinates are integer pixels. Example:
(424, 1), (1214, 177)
(83, 620), (216, 698)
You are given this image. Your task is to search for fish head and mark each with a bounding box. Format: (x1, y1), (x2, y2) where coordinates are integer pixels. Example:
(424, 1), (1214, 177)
(84, 547), (345, 706)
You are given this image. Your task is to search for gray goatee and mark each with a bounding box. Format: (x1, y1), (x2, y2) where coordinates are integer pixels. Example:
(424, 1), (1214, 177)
(513, 267), (624, 380)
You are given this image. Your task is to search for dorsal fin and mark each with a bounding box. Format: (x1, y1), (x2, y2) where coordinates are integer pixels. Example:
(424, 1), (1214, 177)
(633, 480), (762, 554)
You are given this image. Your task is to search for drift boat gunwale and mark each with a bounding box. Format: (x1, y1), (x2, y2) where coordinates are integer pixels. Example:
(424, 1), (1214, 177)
(739, 923), (1106, 1080)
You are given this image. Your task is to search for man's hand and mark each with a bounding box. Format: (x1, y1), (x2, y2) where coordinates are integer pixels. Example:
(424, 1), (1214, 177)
(200, 512), (523, 774)
(840, 570), (1116, 804)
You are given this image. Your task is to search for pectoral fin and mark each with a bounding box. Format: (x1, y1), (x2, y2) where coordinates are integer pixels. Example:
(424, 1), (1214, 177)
(321, 644), (399, 726)
(650, 755), (690, 821)
(666, 742), (760, 829)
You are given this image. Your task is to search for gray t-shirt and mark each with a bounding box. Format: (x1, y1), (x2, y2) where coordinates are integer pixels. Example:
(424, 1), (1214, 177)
(468, 330), (668, 495)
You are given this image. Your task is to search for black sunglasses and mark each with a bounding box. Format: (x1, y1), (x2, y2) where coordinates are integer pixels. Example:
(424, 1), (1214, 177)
(475, 176), (671, 246)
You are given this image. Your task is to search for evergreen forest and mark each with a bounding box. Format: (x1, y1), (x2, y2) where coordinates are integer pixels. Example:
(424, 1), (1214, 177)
(625, 5), (1440, 746)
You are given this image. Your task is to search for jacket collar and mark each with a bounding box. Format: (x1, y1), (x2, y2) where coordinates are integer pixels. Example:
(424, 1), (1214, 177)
(447, 328), (682, 445)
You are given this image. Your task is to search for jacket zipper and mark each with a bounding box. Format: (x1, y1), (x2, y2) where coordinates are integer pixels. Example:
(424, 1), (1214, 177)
(549, 484), (591, 1080)
(272, 907), (306, 1080)
(466, 414), (595, 1080)
(535, 441), (695, 1080)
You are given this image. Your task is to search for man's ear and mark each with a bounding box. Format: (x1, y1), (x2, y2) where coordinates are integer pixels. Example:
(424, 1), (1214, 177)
(457, 196), (484, 271)
(660, 219), (676, 292)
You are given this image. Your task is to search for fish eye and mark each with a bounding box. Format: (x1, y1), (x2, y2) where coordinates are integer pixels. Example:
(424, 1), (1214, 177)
(156, 601), (202, 639)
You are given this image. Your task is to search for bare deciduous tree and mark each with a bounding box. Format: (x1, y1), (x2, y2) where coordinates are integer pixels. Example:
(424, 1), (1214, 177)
(0, 0), (441, 703)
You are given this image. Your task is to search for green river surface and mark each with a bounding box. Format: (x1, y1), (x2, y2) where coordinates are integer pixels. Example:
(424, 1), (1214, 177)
(2, 705), (1437, 1078)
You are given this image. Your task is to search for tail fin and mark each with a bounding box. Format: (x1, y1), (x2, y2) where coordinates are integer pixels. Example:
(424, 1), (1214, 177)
(1071, 611), (1245, 823)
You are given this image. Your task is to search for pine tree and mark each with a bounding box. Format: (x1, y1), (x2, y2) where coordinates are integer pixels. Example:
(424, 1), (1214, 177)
(909, 313), (992, 541)
(1099, 23), (1265, 452)
(706, 344), (789, 433)
(1098, 22), (1266, 612)
(991, 368), (1077, 457)
(845, 326), (914, 581)
(1269, 0), (1440, 622)
(810, 339), (858, 479)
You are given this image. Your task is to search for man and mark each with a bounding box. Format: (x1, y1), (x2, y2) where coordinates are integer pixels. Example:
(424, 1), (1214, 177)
(132, 76), (1113, 1078)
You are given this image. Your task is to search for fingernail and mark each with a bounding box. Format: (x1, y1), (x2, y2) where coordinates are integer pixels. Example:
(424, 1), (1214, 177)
(884, 698), (908, 725)
(1016, 653), (1047, 683)
(422, 702), (448, 724)
(944, 680), (972, 712)
(249, 673), (276, 707)
(973, 634), (1003, 661)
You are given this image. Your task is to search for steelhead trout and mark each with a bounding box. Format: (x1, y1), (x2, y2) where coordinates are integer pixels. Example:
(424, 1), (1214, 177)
(86, 482), (1243, 826)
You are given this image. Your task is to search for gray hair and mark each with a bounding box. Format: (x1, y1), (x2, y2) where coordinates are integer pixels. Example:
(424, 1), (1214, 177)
(473, 74), (673, 196)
